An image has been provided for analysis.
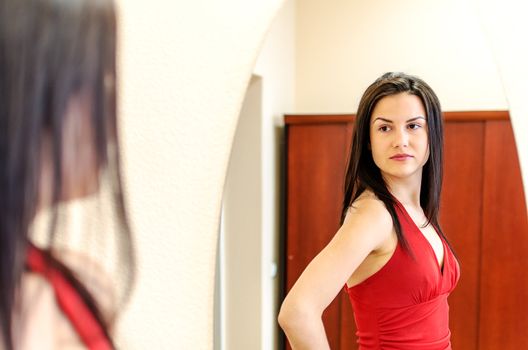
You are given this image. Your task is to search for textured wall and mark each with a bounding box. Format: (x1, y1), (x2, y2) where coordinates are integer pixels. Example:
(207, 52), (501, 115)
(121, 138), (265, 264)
(252, 1), (296, 348)
(295, 0), (508, 113)
(115, 1), (285, 348)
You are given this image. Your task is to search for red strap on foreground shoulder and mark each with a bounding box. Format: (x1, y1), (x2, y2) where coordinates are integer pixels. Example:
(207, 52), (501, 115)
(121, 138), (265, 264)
(26, 244), (112, 350)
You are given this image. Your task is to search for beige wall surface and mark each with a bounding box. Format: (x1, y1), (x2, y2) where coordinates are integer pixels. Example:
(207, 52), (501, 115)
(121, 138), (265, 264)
(295, 0), (508, 113)
(115, 0), (285, 348)
(253, 0), (296, 348)
(222, 75), (263, 349)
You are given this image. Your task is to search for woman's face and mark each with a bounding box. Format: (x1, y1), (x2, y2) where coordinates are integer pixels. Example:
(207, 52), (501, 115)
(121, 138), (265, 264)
(369, 92), (429, 184)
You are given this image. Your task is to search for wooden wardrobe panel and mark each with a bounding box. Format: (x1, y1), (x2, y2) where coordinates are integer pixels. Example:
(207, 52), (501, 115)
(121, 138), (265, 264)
(339, 123), (359, 350)
(479, 120), (528, 349)
(286, 123), (351, 349)
(441, 121), (484, 350)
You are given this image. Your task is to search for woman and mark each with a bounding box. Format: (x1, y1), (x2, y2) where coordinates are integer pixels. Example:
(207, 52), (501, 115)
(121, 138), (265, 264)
(0, 0), (134, 349)
(278, 72), (460, 349)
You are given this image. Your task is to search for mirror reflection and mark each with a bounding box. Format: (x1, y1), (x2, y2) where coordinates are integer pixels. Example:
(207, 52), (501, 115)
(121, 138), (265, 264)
(216, 0), (528, 350)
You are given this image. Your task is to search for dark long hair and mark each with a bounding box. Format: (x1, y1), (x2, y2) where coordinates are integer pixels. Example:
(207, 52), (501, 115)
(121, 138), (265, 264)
(341, 72), (451, 254)
(0, 0), (134, 348)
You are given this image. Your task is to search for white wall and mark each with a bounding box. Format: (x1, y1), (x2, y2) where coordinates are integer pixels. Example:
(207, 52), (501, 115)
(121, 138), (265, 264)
(221, 75), (263, 349)
(295, 0), (508, 113)
(115, 1), (285, 348)
(253, 0), (296, 348)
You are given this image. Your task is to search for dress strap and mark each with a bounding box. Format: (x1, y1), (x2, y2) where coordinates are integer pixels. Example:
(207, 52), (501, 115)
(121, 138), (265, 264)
(26, 244), (113, 350)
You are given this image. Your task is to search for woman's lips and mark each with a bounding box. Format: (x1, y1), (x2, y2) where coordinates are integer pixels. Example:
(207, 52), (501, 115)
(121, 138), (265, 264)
(390, 155), (413, 160)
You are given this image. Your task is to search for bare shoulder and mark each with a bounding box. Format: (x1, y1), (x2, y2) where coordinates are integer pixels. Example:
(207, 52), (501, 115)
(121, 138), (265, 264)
(341, 190), (393, 248)
(344, 190), (392, 226)
(52, 249), (118, 325)
(16, 273), (56, 350)
(18, 273), (87, 349)
(17, 249), (117, 348)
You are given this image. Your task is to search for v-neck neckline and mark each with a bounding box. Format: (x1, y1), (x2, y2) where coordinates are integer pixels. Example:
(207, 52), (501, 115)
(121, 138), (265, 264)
(394, 198), (446, 276)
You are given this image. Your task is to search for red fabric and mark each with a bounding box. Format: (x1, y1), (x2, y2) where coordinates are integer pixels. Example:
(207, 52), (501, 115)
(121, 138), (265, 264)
(26, 245), (112, 350)
(344, 200), (460, 350)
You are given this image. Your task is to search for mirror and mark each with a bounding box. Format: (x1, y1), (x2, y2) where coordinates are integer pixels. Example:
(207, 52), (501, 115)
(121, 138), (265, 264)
(215, 0), (528, 349)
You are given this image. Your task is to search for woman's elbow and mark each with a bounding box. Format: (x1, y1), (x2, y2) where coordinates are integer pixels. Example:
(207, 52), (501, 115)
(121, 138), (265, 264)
(277, 303), (292, 329)
(278, 299), (316, 330)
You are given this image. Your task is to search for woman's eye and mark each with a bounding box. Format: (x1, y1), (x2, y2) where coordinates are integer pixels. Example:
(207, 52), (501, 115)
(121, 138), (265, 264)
(408, 123), (422, 130)
(379, 125), (390, 132)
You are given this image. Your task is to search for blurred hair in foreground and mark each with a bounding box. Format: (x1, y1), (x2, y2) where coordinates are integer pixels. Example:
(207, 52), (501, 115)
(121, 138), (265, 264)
(0, 0), (134, 348)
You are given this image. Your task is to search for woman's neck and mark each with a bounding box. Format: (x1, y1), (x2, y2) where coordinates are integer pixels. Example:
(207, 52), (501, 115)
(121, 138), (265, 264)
(383, 172), (423, 209)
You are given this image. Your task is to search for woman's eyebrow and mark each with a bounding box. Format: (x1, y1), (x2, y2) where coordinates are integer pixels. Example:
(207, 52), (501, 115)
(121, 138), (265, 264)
(408, 116), (426, 122)
(372, 116), (426, 123)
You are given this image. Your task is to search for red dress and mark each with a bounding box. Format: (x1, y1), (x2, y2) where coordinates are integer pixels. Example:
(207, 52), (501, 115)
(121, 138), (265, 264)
(344, 200), (460, 350)
(26, 244), (113, 350)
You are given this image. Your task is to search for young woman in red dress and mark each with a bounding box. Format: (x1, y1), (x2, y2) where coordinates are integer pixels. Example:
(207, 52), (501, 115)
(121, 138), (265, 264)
(279, 72), (460, 349)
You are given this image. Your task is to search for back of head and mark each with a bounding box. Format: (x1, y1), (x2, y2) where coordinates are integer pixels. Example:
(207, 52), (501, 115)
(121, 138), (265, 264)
(0, 0), (133, 348)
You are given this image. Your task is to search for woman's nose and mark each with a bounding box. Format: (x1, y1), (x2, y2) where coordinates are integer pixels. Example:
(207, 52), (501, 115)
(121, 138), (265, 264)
(392, 128), (409, 148)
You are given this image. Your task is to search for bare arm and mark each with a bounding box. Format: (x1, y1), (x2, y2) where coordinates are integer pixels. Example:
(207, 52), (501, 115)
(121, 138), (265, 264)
(278, 197), (393, 349)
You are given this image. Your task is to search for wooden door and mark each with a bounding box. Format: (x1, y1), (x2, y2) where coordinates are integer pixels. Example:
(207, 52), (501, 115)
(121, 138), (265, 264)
(478, 120), (528, 349)
(284, 116), (355, 349)
(441, 113), (528, 349)
(441, 118), (485, 350)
